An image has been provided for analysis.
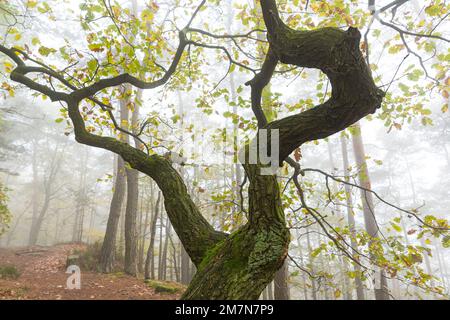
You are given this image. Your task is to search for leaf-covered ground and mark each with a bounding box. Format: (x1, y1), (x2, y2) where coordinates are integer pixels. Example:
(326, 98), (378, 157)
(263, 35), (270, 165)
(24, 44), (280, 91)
(0, 244), (182, 300)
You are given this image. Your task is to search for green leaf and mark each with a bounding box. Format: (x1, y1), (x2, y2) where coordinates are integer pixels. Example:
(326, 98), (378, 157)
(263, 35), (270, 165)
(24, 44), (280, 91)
(38, 46), (56, 57)
(442, 235), (450, 248)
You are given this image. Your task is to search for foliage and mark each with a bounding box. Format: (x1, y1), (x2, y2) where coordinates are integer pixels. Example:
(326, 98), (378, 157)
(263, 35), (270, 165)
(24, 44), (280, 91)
(145, 279), (185, 294)
(0, 180), (11, 236)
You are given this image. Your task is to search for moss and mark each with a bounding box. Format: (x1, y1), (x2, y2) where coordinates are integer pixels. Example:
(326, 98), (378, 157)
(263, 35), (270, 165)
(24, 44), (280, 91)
(145, 280), (184, 294)
(0, 265), (20, 280)
(109, 271), (125, 278)
(197, 228), (251, 275)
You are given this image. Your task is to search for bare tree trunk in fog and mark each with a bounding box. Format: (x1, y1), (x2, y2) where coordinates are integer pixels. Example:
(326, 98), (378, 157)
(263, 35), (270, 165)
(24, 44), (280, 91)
(274, 259), (290, 299)
(262, 287), (268, 300)
(297, 235), (309, 300)
(306, 230), (317, 300)
(72, 148), (88, 243)
(158, 212), (164, 280)
(161, 221), (171, 280)
(138, 184), (151, 273)
(435, 244), (449, 290)
(123, 61), (144, 276)
(327, 140), (351, 300)
(99, 156), (127, 272)
(181, 245), (191, 285)
(6, 202), (30, 246)
(144, 191), (161, 280)
(351, 122), (389, 300)
(28, 143), (63, 246)
(28, 139), (39, 246)
(340, 135), (365, 300)
(267, 281), (274, 300)
(124, 166), (138, 276)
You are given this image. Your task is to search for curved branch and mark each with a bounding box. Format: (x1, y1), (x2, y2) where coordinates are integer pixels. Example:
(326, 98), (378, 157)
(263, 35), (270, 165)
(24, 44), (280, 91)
(260, 0), (384, 162)
(302, 168), (450, 232)
(72, 29), (189, 101)
(245, 47), (278, 128)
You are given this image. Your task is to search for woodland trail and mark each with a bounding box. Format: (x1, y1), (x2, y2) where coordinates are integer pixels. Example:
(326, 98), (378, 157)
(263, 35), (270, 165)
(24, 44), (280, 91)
(0, 244), (181, 300)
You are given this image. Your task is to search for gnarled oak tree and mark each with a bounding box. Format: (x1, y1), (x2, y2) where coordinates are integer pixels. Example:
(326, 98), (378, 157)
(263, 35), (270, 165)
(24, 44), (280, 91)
(0, 0), (384, 299)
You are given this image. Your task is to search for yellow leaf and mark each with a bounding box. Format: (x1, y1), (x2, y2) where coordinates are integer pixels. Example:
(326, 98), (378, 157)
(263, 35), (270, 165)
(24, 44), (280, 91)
(334, 289), (342, 299)
(27, 0), (38, 8)
(442, 90), (449, 99)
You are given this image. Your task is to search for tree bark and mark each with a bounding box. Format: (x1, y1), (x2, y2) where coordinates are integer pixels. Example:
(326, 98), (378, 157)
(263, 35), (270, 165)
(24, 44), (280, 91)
(99, 154), (126, 273)
(161, 220), (171, 280)
(28, 139), (39, 246)
(28, 143), (63, 246)
(274, 260), (290, 299)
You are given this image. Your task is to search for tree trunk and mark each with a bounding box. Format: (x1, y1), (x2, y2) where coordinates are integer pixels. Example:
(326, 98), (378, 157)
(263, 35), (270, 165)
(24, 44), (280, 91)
(340, 135), (365, 300)
(351, 122), (389, 300)
(28, 139), (39, 246)
(72, 148), (88, 243)
(28, 143), (63, 246)
(181, 245), (191, 285)
(138, 184), (151, 273)
(124, 167), (138, 276)
(158, 210), (164, 280)
(144, 191), (161, 279)
(124, 87), (143, 276)
(99, 154), (126, 273)
(169, 234), (181, 282)
(161, 220), (171, 280)
(52, 0), (382, 300)
(274, 260), (290, 299)
(306, 230), (317, 300)
(28, 193), (51, 246)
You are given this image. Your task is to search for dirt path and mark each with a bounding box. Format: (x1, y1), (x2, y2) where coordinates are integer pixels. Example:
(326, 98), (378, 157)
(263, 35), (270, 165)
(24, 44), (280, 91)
(0, 244), (181, 300)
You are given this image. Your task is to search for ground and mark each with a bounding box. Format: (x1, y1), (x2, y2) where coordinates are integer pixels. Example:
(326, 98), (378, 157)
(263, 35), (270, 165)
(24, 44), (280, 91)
(0, 244), (183, 300)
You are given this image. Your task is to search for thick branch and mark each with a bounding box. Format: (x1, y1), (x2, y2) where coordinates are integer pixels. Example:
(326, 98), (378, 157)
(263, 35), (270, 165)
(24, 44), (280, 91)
(245, 47), (278, 128)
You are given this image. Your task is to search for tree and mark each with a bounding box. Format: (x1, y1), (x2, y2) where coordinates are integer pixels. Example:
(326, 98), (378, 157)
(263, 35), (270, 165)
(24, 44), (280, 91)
(4, 0), (448, 300)
(340, 135), (365, 300)
(144, 191), (161, 280)
(351, 122), (390, 299)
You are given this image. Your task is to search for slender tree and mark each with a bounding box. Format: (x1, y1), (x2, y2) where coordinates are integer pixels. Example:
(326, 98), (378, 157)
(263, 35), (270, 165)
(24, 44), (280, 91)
(340, 135), (365, 300)
(351, 122), (389, 299)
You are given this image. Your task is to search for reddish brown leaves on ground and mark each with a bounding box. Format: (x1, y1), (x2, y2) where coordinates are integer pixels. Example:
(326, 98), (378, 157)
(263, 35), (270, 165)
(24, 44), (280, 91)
(0, 244), (181, 300)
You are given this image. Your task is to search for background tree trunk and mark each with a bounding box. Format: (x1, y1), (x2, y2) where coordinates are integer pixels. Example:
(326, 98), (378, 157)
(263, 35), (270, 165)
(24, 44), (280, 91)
(340, 135), (365, 300)
(274, 260), (290, 299)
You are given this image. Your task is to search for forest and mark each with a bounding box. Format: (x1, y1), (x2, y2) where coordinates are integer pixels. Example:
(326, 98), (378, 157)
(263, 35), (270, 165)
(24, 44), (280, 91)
(0, 0), (449, 303)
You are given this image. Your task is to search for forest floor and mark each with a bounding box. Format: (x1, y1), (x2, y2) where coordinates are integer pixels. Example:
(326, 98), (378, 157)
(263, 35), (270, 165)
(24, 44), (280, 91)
(0, 244), (182, 300)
